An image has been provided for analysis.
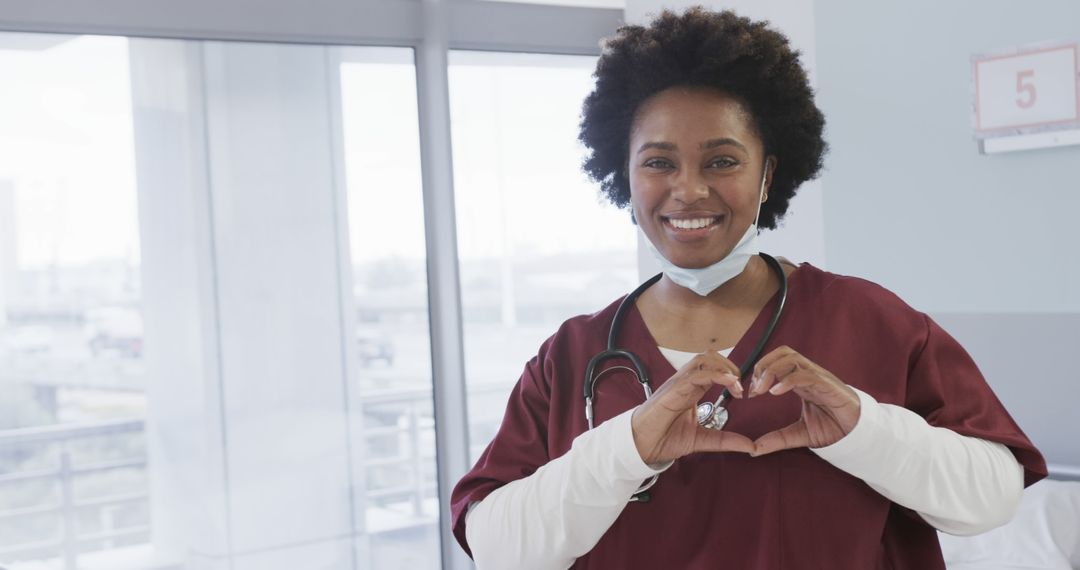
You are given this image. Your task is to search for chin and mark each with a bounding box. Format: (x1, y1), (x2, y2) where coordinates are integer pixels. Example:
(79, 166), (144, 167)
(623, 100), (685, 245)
(668, 255), (718, 270)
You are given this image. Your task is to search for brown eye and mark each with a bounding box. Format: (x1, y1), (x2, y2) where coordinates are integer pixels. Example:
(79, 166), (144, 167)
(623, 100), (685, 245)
(708, 157), (738, 168)
(642, 158), (675, 169)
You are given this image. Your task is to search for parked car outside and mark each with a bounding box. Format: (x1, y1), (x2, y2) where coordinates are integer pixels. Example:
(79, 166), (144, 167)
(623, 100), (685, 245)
(83, 307), (143, 358)
(357, 329), (393, 367)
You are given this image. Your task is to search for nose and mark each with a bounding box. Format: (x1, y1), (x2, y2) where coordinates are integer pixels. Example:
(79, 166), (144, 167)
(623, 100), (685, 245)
(671, 168), (709, 204)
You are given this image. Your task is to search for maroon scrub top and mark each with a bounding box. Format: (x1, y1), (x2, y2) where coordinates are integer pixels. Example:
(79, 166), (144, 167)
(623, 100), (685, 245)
(451, 263), (1047, 569)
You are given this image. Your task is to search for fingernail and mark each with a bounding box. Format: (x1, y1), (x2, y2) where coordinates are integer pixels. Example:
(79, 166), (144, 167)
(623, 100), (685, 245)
(749, 376), (762, 396)
(728, 376), (744, 397)
(768, 383), (783, 395)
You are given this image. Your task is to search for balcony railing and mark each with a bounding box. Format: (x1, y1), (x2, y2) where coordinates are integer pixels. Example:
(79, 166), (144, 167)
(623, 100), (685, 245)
(0, 384), (507, 569)
(0, 418), (148, 568)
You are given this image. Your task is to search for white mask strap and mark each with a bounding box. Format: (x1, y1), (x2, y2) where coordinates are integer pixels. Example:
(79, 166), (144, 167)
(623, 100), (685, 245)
(752, 159), (770, 228)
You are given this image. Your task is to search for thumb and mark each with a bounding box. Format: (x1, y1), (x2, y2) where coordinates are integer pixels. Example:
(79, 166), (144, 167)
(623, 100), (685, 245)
(751, 421), (810, 457)
(695, 428), (755, 455)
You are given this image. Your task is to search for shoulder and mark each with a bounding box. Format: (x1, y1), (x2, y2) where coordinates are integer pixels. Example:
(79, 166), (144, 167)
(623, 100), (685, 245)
(792, 263), (928, 333)
(537, 296), (624, 358)
(520, 296), (626, 388)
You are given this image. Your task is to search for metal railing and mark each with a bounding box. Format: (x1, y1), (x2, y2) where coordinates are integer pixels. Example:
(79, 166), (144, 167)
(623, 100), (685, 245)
(0, 418), (149, 568)
(0, 384), (508, 568)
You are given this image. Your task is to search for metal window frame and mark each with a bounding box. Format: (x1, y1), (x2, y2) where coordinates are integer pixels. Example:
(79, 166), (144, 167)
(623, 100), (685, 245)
(0, 0), (620, 53)
(0, 2), (622, 569)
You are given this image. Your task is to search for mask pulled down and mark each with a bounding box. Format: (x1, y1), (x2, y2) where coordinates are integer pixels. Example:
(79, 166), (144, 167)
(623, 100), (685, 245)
(643, 224), (759, 296)
(642, 164), (768, 296)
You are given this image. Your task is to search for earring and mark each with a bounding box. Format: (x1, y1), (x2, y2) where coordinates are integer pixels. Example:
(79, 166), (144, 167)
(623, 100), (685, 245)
(761, 193), (769, 203)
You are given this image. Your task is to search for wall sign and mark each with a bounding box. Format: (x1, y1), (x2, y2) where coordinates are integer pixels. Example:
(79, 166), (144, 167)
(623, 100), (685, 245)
(972, 42), (1080, 153)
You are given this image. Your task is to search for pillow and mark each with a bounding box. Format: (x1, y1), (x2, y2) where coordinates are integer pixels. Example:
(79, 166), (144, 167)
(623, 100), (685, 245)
(939, 480), (1080, 570)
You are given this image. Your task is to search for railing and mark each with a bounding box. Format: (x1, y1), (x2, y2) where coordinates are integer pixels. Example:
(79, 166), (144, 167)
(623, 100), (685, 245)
(0, 418), (149, 568)
(0, 384), (509, 568)
(355, 386), (442, 531)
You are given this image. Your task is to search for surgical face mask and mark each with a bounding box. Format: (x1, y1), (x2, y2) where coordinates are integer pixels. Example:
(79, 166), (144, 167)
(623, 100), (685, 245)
(644, 164), (769, 296)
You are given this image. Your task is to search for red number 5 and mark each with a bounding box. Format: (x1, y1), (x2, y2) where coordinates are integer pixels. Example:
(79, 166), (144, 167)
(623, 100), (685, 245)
(1016, 69), (1036, 109)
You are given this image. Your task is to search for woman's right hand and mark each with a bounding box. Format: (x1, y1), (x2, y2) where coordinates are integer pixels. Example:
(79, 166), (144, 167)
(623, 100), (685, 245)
(630, 352), (754, 465)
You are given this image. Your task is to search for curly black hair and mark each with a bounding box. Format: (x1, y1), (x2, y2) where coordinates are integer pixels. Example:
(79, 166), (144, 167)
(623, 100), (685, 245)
(579, 7), (827, 230)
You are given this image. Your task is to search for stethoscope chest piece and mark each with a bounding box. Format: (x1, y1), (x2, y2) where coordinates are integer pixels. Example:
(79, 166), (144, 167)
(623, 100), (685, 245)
(696, 400), (729, 430)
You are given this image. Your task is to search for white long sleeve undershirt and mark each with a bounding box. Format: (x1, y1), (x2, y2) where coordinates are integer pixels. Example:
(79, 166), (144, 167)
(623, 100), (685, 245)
(465, 408), (666, 570)
(814, 388), (1024, 535)
(464, 371), (1024, 568)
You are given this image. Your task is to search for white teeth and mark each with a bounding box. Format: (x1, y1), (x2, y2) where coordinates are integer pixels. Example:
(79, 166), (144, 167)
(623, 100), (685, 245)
(669, 217), (715, 230)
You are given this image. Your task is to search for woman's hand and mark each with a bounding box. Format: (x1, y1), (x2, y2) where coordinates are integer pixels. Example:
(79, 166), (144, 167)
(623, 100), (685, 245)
(747, 346), (861, 456)
(631, 352), (754, 464)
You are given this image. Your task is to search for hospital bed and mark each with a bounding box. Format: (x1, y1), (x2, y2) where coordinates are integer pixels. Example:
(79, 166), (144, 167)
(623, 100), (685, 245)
(941, 471), (1080, 570)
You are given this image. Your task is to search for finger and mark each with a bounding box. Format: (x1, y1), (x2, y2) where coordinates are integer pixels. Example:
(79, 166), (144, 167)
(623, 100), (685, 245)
(767, 379), (798, 396)
(679, 369), (744, 400)
(694, 428), (755, 455)
(760, 364), (854, 407)
(749, 353), (802, 397)
(784, 376), (860, 410)
(705, 351), (742, 377)
(651, 371), (741, 413)
(698, 368), (744, 398)
(751, 345), (797, 380)
(751, 421), (811, 457)
(687, 352), (740, 377)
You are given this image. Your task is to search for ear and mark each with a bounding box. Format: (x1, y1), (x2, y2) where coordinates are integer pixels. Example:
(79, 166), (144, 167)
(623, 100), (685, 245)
(763, 155), (778, 192)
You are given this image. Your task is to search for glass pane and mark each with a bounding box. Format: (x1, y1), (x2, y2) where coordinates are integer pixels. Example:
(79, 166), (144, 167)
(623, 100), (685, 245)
(0, 34), (149, 566)
(448, 51), (638, 462)
(339, 47), (440, 569)
(0, 34), (438, 570)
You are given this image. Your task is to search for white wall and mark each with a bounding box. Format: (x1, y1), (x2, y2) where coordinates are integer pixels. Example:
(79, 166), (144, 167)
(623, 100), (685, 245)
(815, 0), (1080, 314)
(814, 0), (1080, 470)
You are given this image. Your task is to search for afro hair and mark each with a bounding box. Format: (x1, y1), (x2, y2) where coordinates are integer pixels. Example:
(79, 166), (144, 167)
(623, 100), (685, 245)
(579, 7), (827, 229)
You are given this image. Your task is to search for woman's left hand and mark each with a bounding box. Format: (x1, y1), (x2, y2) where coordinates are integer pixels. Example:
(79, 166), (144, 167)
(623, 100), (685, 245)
(746, 346), (861, 456)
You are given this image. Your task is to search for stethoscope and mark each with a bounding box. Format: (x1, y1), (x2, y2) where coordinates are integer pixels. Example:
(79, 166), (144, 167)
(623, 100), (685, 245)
(582, 252), (788, 501)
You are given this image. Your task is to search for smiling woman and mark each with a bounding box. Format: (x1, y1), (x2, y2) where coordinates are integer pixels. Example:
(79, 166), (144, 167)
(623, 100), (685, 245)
(451, 8), (1046, 570)
(628, 88), (771, 271)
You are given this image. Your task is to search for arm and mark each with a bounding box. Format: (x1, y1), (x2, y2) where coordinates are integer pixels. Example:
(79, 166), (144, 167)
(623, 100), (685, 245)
(748, 338), (1029, 537)
(465, 350), (752, 568)
(464, 408), (667, 570)
(812, 388), (1024, 535)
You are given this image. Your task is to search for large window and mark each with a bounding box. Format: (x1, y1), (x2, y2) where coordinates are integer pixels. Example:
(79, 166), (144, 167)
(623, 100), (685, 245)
(0, 4), (625, 569)
(0, 34), (148, 567)
(0, 35), (439, 570)
(339, 47), (440, 569)
(448, 51), (638, 461)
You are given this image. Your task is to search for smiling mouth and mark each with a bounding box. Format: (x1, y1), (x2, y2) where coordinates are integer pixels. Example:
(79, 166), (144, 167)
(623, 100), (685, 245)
(662, 216), (722, 231)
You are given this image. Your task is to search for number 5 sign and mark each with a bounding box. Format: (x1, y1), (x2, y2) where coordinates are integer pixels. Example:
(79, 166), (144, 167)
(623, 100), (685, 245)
(973, 43), (1080, 136)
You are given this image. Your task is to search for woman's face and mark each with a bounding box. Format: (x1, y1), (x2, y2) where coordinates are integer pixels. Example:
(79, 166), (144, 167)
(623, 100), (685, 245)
(628, 87), (774, 269)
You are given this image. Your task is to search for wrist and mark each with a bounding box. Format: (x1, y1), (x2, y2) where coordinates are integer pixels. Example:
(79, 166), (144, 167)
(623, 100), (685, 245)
(630, 406), (649, 462)
(625, 406), (672, 473)
(839, 385), (862, 433)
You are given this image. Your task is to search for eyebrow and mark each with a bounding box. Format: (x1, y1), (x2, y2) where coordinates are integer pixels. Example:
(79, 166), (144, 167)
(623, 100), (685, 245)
(636, 138), (749, 154)
(636, 141), (677, 154)
(702, 138), (748, 153)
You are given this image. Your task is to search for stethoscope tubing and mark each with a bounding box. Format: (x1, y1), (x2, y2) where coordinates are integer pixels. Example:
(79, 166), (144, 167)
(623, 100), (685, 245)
(580, 253), (787, 501)
(583, 252), (788, 432)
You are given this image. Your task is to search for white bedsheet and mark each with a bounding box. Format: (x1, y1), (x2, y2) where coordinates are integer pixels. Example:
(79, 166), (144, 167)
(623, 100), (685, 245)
(941, 480), (1080, 570)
